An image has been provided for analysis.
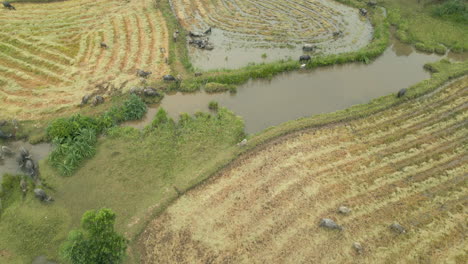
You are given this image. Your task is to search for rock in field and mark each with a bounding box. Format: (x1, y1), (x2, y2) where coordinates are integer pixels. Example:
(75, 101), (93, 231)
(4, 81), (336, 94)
(389, 222), (406, 234)
(338, 206), (351, 214)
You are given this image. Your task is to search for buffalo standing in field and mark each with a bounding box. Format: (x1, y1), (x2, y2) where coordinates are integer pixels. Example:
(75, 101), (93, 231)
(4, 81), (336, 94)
(302, 44), (316, 52)
(92, 95), (104, 106)
(299, 55), (311, 62)
(359, 8), (368, 16)
(137, 69), (152, 78)
(367, 1), (377, 7)
(17, 147), (39, 181)
(163, 74), (177, 81)
(100, 42), (108, 49)
(34, 188), (54, 202)
(2, 2), (15, 10)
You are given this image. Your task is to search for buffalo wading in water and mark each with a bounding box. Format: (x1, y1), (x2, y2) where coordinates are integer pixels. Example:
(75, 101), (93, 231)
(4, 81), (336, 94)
(2, 2), (15, 10)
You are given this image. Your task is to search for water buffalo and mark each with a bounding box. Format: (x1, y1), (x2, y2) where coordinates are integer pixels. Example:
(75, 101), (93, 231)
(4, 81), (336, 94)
(194, 72), (203, 77)
(173, 31), (179, 42)
(136, 69), (152, 78)
(320, 218), (343, 230)
(34, 188), (54, 202)
(389, 222), (406, 234)
(302, 44), (316, 52)
(143, 87), (159, 97)
(338, 206), (351, 214)
(189, 31), (205, 38)
(92, 95), (104, 106)
(81, 94), (92, 105)
(0, 129), (12, 139)
(163, 75), (177, 81)
(397, 88), (407, 98)
(299, 55), (311, 62)
(129, 87), (143, 95)
(359, 8), (368, 16)
(333, 31), (343, 38)
(204, 27), (212, 35)
(100, 42), (108, 49)
(353, 242), (363, 254)
(2, 2), (15, 10)
(367, 1), (377, 7)
(1, 146), (13, 156)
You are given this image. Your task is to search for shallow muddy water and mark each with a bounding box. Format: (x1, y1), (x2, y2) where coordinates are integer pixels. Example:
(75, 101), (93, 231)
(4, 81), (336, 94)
(131, 37), (449, 134)
(0, 141), (52, 182)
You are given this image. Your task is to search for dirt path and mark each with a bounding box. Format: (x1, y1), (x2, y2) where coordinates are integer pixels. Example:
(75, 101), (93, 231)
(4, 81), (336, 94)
(139, 76), (468, 263)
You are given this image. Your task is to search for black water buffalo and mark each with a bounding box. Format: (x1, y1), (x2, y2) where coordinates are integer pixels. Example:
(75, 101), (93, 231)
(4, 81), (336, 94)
(359, 8), (368, 16)
(163, 74), (177, 81)
(143, 88), (159, 97)
(136, 69), (152, 78)
(92, 95), (104, 106)
(2, 2), (15, 10)
(34, 188), (54, 202)
(320, 218), (343, 230)
(397, 88), (407, 98)
(100, 42), (108, 49)
(367, 1), (377, 7)
(81, 94), (92, 105)
(302, 44), (316, 52)
(204, 27), (212, 35)
(299, 55), (311, 62)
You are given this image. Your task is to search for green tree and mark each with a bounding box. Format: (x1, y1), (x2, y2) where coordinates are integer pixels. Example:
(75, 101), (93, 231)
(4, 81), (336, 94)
(61, 208), (127, 264)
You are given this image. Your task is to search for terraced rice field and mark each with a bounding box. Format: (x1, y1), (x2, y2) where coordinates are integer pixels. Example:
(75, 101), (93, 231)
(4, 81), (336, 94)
(0, 0), (169, 119)
(140, 76), (468, 263)
(171, 0), (372, 51)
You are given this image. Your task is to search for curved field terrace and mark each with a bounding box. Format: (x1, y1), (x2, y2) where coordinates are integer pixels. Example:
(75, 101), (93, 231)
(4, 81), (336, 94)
(140, 76), (468, 263)
(0, 0), (169, 119)
(171, 0), (373, 69)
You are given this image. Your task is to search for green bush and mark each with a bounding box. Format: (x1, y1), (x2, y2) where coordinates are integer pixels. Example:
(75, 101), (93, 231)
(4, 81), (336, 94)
(46, 115), (99, 140)
(49, 128), (97, 176)
(208, 101), (219, 111)
(432, 0), (468, 23)
(61, 208), (127, 264)
(122, 94), (147, 121)
(151, 108), (173, 128)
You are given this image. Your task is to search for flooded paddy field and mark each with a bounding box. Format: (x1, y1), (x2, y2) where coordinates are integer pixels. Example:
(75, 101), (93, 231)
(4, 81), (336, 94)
(172, 0), (373, 70)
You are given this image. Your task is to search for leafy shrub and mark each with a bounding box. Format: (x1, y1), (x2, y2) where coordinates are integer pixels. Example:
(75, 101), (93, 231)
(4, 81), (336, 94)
(432, 0), (468, 23)
(46, 115), (99, 140)
(61, 208), (127, 264)
(49, 128), (97, 176)
(151, 108), (172, 128)
(208, 101), (219, 111)
(122, 94), (147, 121)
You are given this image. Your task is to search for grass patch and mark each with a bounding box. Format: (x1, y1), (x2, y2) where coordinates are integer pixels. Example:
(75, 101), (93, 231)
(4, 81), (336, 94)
(204, 82), (237, 94)
(384, 0), (468, 52)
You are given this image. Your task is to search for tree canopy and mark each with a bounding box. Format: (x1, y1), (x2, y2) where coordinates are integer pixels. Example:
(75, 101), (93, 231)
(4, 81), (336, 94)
(61, 208), (127, 264)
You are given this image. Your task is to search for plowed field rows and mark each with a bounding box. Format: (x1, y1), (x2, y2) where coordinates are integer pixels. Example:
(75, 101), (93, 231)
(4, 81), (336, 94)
(140, 76), (468, 263)
(170, 0), (372, 49)
(0, 0), (169, 119)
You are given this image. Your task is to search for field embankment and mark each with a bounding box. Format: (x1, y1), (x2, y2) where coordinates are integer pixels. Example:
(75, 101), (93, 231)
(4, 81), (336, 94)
(0, 0), (169, 119)
(139, 74), (468, 262)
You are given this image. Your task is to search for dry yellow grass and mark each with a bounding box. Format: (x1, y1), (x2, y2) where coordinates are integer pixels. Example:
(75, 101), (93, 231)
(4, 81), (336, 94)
(139, 76), (468, 263)
(0, 0), (169, 119)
